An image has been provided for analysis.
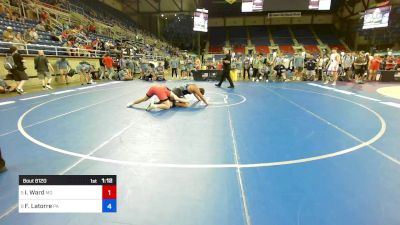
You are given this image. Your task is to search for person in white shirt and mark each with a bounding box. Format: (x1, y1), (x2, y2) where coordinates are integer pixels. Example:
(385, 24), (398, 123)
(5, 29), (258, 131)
(325, 48), (341, 85)
(317, 54), (330, 81)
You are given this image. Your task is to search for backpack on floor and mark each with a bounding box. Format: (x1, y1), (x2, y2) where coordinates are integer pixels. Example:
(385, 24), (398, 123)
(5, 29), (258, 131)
(67, 69), (76, 77)
(4, 54), (16, 71)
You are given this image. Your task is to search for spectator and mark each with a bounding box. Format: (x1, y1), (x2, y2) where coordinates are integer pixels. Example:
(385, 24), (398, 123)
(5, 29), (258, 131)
(170, 55), (179, 78)
(98, 57), (105, 80)
(353, 51), (368, 84)
(76, 61), (93, 85)
(91, 38), (100, 52)
(56, 57), (71, 84)
(89, 65), (99, 80)
(304, 55), (317, 81)
(8, 46), (28, 94)
(385, 56), (396, 70)
(142, 63), (155, 81)
(164, 58), (169, 70)
(61, 30), (70, 40)
(50, 31), (62, 42)
(155, 62), (164, 77)
(88, 23), (96, 33)
(118, 68), (133, 81)
(274, 63), (287, 81)
(3, 27), (15, 42)
(102, 54), (114, 79)
(180, 57), (187, 77)
(29, 27), (39, 42)
(0, 148), (6, 172)
(36, 21), (46, 31)
(34, 50), (55, 90)
(23, 28), (34, 43)
(195, 57), (201, 70)
(0, 4), (7, 17)
(118, 55), (127, 72)
(40, 11), (49, 23)
(342, 52), (354, 81)
(126, 57), (135, 76)
(242, 55), (251, 80)
(252, 54), (262, 82)
(133, 59), (141, 74)
(368, 55), (381, 81)
(13, 32), (26, 50)
(293, 52), (305, 81)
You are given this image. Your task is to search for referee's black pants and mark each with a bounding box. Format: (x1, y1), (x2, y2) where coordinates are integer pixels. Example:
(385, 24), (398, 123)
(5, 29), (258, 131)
(217, 68), (234, 87)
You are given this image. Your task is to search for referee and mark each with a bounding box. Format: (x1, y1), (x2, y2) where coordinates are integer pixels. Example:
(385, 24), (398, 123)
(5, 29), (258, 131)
(215, 49), (234, 88)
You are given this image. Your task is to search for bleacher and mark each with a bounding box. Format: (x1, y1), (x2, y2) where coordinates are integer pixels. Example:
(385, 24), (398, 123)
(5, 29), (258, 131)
(207, 24), (347, 55)
(315, 26), (346, 52)
(313, 25), (342, 46)
(228, 26), (247, 47)
(0, 17), (68, 55)
(292, 25), (318, 45)
(304, 45), (320, 54)
(228, 27), (247, 54)
(270, 26), (294, 48)
(209, 27), (227, 53)
(66, 0), (137, 30)
(249, 26), (270, 54)
(279, 45), (294, 54)
(249, 26), (270, 45)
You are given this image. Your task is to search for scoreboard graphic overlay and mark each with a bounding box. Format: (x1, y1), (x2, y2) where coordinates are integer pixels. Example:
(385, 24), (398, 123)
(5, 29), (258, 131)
(19, 175), (117, 213)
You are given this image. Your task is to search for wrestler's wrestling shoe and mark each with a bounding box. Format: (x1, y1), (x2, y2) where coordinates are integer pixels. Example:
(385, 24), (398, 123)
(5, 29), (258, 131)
(146, 102), (157, 111)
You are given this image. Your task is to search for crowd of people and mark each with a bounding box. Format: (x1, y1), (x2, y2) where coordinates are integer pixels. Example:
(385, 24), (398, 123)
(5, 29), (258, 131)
(1, 1), (399, 95)
(2, 45), (400, 95)
(202, 48), (400, 85)
(0, 0), (178, 59)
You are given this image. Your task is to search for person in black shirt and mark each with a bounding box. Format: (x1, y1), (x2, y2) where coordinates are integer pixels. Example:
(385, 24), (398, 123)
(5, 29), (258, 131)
(215, 49), (234, 88)
(9, 46), (28, 94)
(274, 64), (286, 81)
(304, 56), (317, 81)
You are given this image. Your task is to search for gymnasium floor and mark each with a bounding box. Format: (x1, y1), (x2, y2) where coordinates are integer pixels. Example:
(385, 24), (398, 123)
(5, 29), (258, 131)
(0, 80), (400, 225)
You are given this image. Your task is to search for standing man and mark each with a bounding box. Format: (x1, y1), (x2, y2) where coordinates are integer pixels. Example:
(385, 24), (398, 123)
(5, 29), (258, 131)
(252, 54), (262, 82)
(342, 52), (354, 81)
(170, 55), (179, 78)
(325, 48), (341, 85)
(56, 57), (71, 85)
(98, 55), (105, 80)
(34, 50), (55, 90)
(215, 49), (234, 88)
(243, 55), (250, 80)
(304, 55), (317, 81)
(293, 52), (305, 81)
(368, 55), (381, 81)
(102, 54), (114, 80)
(353, 51), (368, 84)
(8, 46), (29, 94)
